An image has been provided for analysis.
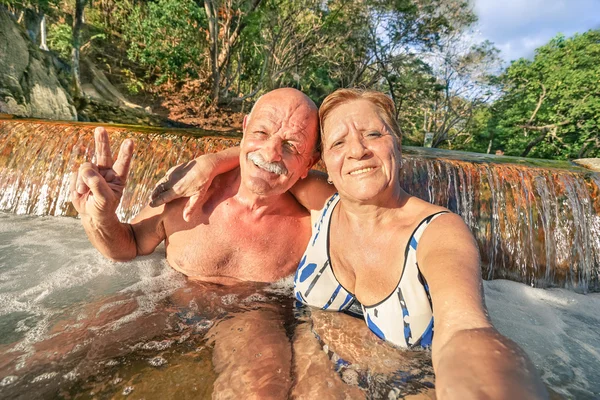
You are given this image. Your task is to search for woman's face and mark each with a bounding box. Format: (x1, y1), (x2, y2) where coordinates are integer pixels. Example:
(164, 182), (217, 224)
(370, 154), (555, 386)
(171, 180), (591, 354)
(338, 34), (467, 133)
(321, 99), (401, 202)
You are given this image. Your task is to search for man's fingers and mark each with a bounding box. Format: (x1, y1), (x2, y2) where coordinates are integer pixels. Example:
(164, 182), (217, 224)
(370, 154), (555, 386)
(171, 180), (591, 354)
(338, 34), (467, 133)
(75, 163), (96, 194)
(69, 173), (84, 204)
(80, 166), (113, 203)
(113, 139), (134, 181)
(94, 127), (114, 168)
(183, 193), (202, 222)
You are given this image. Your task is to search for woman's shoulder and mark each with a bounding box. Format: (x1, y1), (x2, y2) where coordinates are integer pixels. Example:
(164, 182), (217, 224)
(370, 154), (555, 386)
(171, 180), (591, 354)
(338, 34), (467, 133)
(402, 197), (471, 244)
(405, 196), (452, 220)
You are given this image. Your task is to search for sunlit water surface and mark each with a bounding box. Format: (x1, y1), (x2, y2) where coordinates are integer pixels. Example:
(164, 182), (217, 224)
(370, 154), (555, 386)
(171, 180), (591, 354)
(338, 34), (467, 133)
(0, 213), (599, 399)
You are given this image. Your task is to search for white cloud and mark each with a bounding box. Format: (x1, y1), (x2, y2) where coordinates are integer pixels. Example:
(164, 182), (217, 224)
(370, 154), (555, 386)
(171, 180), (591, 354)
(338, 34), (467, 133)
(473, 0), (600, 62)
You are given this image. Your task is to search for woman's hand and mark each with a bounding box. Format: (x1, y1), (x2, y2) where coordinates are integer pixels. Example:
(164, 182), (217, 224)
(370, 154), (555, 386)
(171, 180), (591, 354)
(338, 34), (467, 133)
(150, 147), (241, 221)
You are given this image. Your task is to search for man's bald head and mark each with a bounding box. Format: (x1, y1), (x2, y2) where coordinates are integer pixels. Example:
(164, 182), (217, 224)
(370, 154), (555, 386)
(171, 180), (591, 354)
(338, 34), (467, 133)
(248, 88), (318, 125)
(245, 88), (319, 154)
(239, 88), (320, 197)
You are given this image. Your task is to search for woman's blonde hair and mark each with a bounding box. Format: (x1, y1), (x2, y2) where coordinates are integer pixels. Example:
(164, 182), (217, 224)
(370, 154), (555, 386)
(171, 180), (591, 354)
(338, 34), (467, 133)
(318, 89), (402, 143)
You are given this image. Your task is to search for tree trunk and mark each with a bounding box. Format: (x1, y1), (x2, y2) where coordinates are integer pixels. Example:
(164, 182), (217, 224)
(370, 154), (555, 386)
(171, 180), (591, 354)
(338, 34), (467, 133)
(72, 0), (88, 99)
(204, 0), (220, 105)
(39, 14), (49, 51)
(521, 132), (547, 157)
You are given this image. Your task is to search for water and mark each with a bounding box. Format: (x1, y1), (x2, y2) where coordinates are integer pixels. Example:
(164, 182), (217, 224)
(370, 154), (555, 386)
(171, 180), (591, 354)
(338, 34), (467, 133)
(1, 119), (599, 290)
(0, 213), (599, 399)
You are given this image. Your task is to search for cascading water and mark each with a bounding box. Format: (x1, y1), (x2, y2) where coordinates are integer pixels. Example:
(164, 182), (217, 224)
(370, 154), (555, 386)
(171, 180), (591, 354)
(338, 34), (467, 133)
(401, 148), (600, 292)
(2, 119), (598, 291)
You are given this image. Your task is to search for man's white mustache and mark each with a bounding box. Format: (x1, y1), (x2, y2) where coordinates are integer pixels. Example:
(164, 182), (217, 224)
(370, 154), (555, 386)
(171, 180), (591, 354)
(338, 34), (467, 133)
(247, 152), (288, 175)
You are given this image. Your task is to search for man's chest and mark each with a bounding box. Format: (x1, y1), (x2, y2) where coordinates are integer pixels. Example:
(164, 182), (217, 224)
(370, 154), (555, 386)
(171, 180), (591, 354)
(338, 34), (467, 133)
(163, 204), (310, 281)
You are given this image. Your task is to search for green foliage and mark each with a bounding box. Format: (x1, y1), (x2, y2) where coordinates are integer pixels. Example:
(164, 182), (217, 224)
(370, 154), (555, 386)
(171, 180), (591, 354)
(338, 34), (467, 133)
(1, 0), (59, 13)
(490, 30), (600, 159)
(14, 0), (598, 161)
(47, 22), (72, 59)
(119, 0), (207, 83)
(122, 68), (145, 94)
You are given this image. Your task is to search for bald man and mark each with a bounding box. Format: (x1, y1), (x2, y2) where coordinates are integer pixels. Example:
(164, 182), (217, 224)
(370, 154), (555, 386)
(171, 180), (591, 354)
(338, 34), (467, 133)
(71, 88), (320, 284)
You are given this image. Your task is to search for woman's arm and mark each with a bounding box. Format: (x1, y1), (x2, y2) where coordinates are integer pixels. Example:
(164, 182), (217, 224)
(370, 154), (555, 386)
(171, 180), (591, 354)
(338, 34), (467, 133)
(417, 213), (548, 400)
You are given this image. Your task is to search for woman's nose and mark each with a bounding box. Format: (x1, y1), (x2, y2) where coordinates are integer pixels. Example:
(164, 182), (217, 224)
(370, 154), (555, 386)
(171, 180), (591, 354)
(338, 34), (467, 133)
(347, 136), (369, 159)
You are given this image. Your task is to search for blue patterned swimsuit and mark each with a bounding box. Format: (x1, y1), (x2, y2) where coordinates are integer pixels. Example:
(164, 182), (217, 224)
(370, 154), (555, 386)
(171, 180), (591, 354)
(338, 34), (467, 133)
(294, 193), (449, 348)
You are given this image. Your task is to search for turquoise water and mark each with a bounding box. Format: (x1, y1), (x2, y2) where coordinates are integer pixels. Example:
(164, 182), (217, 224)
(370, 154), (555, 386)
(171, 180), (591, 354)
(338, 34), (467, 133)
(0, 213), (599, 398)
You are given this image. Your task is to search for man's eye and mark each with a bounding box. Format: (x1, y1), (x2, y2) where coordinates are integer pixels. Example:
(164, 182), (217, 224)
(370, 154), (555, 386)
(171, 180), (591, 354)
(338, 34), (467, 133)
(283, 142), (296, 151)
(256, 131), (267, 136)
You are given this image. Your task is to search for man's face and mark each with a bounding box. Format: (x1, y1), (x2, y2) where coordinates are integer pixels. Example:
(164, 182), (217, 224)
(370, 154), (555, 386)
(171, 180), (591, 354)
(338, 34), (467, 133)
(239, 95), (318, 197)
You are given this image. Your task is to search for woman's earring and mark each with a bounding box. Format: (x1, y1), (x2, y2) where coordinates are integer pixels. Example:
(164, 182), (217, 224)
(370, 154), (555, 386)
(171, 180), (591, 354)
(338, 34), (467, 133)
(327, 177), (333, 185)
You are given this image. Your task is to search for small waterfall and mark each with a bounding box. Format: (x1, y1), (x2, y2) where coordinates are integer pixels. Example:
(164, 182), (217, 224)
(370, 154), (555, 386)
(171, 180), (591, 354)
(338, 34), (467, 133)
(1, 119), (599, 291)
(401, 148), (600, 292)
(0, 120), (239, 222)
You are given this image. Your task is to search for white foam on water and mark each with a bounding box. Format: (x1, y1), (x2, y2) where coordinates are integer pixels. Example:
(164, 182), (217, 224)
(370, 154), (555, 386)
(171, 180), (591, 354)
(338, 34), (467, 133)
(0, 376), (18, 387)
(266, 275), (295, 296)
(148, 356), (167, 367)
(241, 293), (268, 304)
(135, 339), (174, 351)
(220, 293), (238, 305)
(63, 370), (79, 381)
(484, 279), (600, 398)
(0, 213), (186, 370)
(31, 371), (59, 383)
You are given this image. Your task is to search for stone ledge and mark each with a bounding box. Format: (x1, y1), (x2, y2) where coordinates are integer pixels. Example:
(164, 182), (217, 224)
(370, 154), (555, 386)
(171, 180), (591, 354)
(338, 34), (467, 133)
(573, 158), (600, 172)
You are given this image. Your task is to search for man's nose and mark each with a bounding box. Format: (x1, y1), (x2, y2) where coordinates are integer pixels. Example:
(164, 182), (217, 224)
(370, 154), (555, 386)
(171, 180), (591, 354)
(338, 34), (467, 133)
(261, 137), (283, 162)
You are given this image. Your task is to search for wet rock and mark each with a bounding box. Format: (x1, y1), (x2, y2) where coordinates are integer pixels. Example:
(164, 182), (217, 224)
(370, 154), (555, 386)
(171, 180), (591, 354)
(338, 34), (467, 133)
(0, 8), (76, 120)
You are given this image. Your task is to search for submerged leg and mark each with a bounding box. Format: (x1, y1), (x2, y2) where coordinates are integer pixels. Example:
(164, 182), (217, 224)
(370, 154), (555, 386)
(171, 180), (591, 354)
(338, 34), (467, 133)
(291, 321), (366, 399)
(207, 307), (292, 399)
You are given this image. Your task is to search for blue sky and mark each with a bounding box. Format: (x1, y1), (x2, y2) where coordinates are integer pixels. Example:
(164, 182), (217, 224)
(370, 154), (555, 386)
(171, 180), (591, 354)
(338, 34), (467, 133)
(473, 0), (600, 63)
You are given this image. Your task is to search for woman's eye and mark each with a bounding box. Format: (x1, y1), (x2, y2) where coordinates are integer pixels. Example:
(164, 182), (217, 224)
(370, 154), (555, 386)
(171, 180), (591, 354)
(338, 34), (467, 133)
(367, 131), (382, 138)
(331, 140), (343, 148)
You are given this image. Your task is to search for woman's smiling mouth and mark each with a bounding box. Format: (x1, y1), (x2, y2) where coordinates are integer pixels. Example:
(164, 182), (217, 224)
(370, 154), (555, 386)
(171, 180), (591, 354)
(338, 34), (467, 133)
(348, 167), (376, 176)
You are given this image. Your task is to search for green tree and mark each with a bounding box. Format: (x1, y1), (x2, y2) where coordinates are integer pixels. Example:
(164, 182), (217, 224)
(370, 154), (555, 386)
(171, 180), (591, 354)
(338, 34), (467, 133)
(419, 38), (500, 148)
(120, 0), (207, 84)
(492, 31), (600, 159)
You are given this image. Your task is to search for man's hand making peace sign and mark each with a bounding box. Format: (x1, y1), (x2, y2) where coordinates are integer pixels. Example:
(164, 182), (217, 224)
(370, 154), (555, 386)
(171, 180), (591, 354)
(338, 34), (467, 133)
(70, 127), (134, 220)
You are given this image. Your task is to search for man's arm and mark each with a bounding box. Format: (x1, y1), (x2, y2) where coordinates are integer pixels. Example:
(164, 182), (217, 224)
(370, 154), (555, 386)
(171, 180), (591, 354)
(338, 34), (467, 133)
(70, 127), (165, 262)
(417, 213), (548, 399)
(289, 170), (336, 211)
(150, 147), (336, 216)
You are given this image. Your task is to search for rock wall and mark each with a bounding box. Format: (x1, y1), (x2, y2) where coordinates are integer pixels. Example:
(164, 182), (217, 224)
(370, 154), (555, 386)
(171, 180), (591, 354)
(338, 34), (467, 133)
(0, 7), (77, 121)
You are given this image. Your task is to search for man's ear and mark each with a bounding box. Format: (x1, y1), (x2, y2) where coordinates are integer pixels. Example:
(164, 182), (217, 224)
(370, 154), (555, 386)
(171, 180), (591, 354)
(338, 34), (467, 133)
(301, 151), (321, 179)
(242, 115), (249, 133)
(309, 151), (321, 168)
